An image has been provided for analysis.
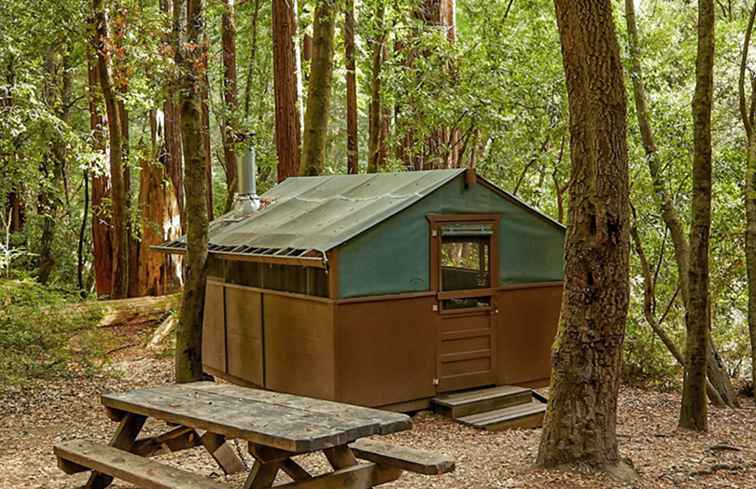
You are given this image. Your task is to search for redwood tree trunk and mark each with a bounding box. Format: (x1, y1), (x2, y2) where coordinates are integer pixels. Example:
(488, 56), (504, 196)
(221, 0), (239, 212)
(176, 0), (209, 383)
(88, 51), (114, 297)
(301, 0), (337, 176)
(138, 110), (182, 296)
(344, 0), (358, 174)
(164, 0), (185, 226)
(679, 0), (714, 433)
(272, 0), (301, 181)
(537, 0), (631, 470)
(367, 1), (386, 173)
(93, 0), (129, 299)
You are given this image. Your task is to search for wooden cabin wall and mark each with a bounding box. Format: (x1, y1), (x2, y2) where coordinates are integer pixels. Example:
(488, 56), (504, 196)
(201, 279), (337, 400)
(333, 295), (438, 407)
(263, 294), (336, 399)
(493, 283), (562, 387)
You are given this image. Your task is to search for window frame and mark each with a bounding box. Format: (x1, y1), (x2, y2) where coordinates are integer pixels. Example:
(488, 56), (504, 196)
(428, 214), (500, 312)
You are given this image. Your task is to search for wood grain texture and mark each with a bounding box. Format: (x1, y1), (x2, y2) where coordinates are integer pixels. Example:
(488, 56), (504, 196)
(55, 440), (228, 489)
(350, 439), (455, 475)
(101, 383), (411, 452)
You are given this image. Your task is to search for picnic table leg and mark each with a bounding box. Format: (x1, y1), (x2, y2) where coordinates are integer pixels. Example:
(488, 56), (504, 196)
(324, 445), (358, 469)
(198, 431), (246, 474)
(84, 413), (146, 489)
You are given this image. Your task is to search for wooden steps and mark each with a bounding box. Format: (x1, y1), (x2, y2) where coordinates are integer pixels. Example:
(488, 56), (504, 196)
(432, 386), (546, 431)
(54, 439), (228, 489)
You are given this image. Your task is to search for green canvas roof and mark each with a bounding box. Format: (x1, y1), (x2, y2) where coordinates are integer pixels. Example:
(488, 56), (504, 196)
(158, 169), (466, 259)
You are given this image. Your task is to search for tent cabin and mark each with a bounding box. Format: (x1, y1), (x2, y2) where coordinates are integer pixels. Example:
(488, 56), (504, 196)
(157, 168), (565, 411)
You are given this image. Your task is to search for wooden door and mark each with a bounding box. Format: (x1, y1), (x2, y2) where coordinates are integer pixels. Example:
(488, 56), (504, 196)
(437, 308), (496, 392)
(429, 214), (500, 393)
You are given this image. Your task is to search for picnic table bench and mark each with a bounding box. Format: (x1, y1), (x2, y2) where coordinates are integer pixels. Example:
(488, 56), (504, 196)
(54, 382), (455, 489)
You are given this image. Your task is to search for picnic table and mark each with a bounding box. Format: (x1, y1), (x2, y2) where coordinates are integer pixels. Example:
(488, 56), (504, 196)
(54, 381), (454, 489)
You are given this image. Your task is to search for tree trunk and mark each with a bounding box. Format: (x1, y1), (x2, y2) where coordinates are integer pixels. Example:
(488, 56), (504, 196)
(625, 0), (737, 408)
(344, 0), (358, 174)
(88, 54), (114, 298)
(367, 1), (386, 173)
(137, 110), (182, 296)
(221, 0), (239, 213)
(301, 0), (337, 176)
(93, 0), (129, 299)
(630, 218), (725, 406)
(679, 0), (714, 433)
(739, 0), (756, 406)
(243, 0), (261, 120)
(175, 0), (209, 383)
(201, 30), (213, 221)
(166, 0), (185, 225)
(537, 0), (631, 470)
(272, 0), (302, 181)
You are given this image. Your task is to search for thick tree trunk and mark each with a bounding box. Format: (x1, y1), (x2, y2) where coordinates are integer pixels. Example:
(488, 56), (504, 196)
(344, 0), (358, 174)
(137, 111), (182, 296)
(367, 1), (386, 173)
(88, 49), (114, 297)
(166, 0), (185, 224)
(625, 0), (736, 408)
(679, 0), (714, 432)
(176, 0), (209, 383)
(93, 0), (129, 299)
(221, 0), (239, 213)
(301, 0), (337, 176)
(272, 0), (302, 181)
(537, 0), (631, 470)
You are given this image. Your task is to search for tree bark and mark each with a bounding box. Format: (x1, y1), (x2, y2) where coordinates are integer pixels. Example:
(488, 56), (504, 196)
(221, 0), (239, 213)
(166, 0), (185, 225)
(272, 0), (302, 181)
(201, 30), (213, 221)
(739, 0), (756, 406)
(301, 0), (337, 176)
(344, 0), (358, 174)
(88, 51), (114, 297)
(243, 0), (261, 120)
(93, 0), (129, 299)
(137, 110), (182, 296)
(175, 0), (209, 383)
(678, 0), (714, 433)
(625, 0), (737, 408)
(367, 1), (386, 173)
(537, 0), (631, 470)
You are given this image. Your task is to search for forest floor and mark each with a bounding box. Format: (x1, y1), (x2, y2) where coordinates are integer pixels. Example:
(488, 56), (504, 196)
(1, 324), (755, 489)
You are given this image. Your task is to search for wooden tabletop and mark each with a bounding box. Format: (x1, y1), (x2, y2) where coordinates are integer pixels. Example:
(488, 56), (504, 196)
(101, 382), (412, 453)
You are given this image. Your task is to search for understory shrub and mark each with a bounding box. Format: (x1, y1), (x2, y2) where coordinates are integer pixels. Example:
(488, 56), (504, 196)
(0, 278), (108, 388)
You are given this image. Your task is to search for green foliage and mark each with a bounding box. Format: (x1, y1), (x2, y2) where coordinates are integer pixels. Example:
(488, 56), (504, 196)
(0, 278), (109, 388)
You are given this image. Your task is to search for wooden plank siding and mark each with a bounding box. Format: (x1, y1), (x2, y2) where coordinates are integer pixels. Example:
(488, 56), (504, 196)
(201, 278), (561, 409)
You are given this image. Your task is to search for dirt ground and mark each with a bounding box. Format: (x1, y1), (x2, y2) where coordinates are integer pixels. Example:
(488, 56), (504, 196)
(1, 346), (755, 489)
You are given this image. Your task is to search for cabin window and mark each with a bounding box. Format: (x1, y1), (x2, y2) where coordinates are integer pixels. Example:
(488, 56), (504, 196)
(439, 223), (493, 292)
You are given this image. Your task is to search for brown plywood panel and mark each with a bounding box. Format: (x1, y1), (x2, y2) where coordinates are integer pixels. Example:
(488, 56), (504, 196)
(494, 285), (562, 385)
(225, 287), (264, 386)
(334, 297), (437, 407)
(264, 295), (336, 400)
(202, 281), (226, 374)
(437, 313), (495, 392)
